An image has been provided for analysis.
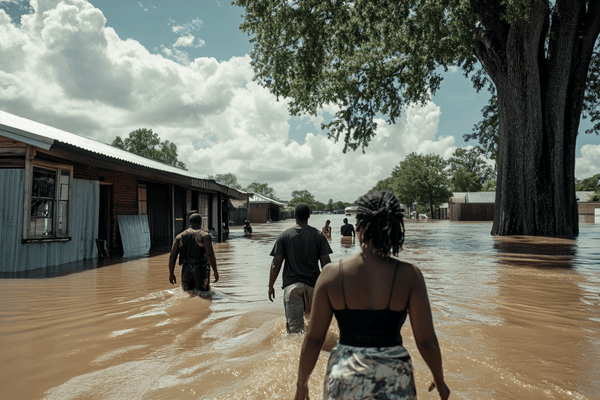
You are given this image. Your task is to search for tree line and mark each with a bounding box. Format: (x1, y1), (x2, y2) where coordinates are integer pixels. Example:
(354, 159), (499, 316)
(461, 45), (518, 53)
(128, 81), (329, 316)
(208, 173), (353, 211)
(375, 147), (496, 218)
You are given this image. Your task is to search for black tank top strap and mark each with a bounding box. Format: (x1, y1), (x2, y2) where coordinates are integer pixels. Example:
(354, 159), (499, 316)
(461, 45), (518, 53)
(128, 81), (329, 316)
(386, 260), (400, 309)
(339, 260), (348, 310)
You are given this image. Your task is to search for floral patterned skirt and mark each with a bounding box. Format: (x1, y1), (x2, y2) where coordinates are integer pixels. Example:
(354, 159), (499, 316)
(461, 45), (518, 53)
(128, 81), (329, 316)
(323, 343), (416, 400)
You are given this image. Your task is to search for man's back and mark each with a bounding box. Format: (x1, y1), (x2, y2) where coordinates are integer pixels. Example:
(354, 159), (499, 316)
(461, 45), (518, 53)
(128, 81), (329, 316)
(176, 228), (208, 265)
(271, 225), (330, 288)
(341, 223), (355, 237)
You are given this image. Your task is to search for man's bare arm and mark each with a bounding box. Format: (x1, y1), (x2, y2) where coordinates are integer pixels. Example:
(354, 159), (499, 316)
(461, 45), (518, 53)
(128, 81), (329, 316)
(269, 255), (284, 302)
(168, 241), (180, 284)
(203, 232), (219, 283)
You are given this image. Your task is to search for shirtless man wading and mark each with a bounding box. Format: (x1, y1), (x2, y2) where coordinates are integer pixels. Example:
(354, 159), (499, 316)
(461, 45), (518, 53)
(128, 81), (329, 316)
(168, 213), (219, 293)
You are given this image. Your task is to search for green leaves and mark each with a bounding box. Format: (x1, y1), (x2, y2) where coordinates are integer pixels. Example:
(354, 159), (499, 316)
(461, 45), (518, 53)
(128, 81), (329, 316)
(111, 128), (186, 169)
(246, 181), (279, 200)
(207, 173), (243, 190)
(234, 0), (475, 151)
(448, 147), (495, 190)
(388, 152), (453, 214)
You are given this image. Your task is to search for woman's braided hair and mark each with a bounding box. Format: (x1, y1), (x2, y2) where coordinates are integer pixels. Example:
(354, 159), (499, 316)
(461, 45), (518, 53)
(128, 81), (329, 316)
(356, 190), (405, 257)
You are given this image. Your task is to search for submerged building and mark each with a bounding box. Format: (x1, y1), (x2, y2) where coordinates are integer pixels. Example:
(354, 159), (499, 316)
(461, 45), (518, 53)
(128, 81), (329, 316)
(0, 110), (249, 273)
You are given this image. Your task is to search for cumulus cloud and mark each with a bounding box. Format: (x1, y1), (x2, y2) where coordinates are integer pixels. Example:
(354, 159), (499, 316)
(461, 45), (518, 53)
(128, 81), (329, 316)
(173, 33), (205, 48)
(576, 144), (600, 179)
(0, 0), (457, 202)
(169, 17), (202, 35)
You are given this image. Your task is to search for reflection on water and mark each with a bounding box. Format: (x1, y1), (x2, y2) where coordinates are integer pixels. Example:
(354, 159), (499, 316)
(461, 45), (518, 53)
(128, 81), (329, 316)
(1, 216), (600, 399)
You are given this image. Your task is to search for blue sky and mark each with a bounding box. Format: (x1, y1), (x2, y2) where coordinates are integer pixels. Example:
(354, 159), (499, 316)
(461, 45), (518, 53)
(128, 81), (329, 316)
(1, 0), (598, 203)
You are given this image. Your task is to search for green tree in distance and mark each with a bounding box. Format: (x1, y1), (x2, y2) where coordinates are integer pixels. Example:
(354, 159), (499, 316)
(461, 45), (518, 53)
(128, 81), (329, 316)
(288, 189), (316, 209)
(448, 147), (496, 192)
(207, 173), (243, 190)
(235, 0), (600, 237)
(482, 179), (497, 192)
(575, 174), (600, 191)
(112, 128), (186, 169)
(246, 181), (279, 200)
(390, 153), (453, 218)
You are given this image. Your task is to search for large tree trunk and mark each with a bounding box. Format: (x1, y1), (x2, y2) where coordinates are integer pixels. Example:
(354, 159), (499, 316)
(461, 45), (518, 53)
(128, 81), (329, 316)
(473, 0), (600, 236)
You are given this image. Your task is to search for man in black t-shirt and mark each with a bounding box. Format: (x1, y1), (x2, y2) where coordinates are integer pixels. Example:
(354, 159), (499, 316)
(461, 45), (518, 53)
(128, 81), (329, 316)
(168, 213), (219, 293)
(340, 218), (355, 237)
(269, 203), (333, 333)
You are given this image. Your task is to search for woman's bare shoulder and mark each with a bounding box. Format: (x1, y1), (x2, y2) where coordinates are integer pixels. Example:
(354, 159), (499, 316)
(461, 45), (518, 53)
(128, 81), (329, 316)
(395, 259), (424, 281)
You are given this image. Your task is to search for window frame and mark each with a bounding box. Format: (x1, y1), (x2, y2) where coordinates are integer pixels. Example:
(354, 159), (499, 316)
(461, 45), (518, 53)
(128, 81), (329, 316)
(138, 183), (148, 215)
(22, 156), (73, 243)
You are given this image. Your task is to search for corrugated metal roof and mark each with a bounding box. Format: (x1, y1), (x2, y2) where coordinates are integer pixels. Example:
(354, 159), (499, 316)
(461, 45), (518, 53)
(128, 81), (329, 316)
(0, 109), (249, 199)
(0, 109), (194, 176)
(249, 193), (285, 206)
(576, 191), (596, 202)
(466, 191), (496, 203)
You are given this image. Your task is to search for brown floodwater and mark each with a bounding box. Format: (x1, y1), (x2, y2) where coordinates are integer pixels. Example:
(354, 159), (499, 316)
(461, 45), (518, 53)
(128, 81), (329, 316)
(1, 215), (599, 400)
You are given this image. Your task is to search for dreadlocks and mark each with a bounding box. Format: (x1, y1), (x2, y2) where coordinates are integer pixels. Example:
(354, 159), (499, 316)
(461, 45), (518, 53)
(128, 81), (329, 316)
(356, 190), (405, 257)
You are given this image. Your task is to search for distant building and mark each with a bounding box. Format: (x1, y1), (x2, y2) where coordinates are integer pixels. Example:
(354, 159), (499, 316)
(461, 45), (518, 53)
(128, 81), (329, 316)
(0, 110), (249, 273)
(576, 191), (599, 223)
(448, 192), (496, 221)
(448, 191), (599, 223)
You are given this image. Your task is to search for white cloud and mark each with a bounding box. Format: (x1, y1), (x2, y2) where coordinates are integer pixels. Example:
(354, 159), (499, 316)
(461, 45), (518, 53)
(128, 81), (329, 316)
(576, 144), (600, 179)
(138, 2), (147, 12)
(0, 0), (457, 203)
(173, 33), (205, 48)
(169, 17), (202, 35)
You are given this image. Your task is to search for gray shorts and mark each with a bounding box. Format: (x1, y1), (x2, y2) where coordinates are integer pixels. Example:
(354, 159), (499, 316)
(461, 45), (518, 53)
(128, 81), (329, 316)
(283, 282), (314, 333)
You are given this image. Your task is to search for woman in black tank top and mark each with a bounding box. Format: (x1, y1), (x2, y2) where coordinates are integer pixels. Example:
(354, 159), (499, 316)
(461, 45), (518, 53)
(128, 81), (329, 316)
(294, 190), (450, 400)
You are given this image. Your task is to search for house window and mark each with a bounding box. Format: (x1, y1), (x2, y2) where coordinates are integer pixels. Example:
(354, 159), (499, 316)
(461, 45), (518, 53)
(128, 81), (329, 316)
(198, 194), (210, 228)
(24, 163), (72, 240)
(138, 184), (147, 215)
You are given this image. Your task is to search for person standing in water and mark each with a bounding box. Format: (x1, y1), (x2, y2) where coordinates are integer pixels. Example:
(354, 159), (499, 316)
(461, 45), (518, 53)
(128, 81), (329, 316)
(321, 220), (332, 239)
(294, 191), (450, 400)
(340, 217), (355, 237)
(269, 203), (333, 333)
(168, 213), (219, 293)
(244, 220), (253, 235)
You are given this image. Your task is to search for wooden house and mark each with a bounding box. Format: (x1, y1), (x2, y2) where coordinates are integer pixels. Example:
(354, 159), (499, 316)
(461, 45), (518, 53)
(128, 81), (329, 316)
(0, 110), (248, 273)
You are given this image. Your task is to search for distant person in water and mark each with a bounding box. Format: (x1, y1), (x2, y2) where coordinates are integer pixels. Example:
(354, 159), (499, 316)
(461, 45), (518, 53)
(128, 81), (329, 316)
(244, 220), (253, 235)
(168, 213), (219, 293)
(340, 217), (355, 237)
(269, 203), (333, 333)
(322, 220), (332, 239)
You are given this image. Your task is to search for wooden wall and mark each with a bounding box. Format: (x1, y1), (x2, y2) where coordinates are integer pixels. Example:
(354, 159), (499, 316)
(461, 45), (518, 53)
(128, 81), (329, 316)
(449, 203), (495, 221)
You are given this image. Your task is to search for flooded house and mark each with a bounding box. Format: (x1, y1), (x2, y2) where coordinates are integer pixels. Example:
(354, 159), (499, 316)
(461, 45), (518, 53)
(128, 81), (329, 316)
(448, 191), (496, 221)
(231, 193), (286, 224)
(0, 110), (249, 273)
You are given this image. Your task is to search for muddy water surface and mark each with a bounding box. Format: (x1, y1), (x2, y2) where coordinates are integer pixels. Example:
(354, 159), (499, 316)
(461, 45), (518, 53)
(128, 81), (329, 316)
(1, 215), (600, 399)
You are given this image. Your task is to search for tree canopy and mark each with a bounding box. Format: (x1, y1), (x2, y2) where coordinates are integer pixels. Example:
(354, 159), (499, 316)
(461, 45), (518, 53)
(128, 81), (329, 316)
(207, 173), (243, 190)
(377, 152), (453, 218)
(448, 147), (496, 192)
(112, 128), (186, 169)
(246, 181), (279, 200)
(236, 0), (600, 236)
(575, 174), (600, 191)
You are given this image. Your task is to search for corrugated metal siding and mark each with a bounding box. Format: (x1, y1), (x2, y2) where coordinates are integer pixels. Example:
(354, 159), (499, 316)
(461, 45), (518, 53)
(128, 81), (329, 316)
(0, 169), (25, 272)
(0, 173), (99, 273)
(117, 214), (151, 255)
